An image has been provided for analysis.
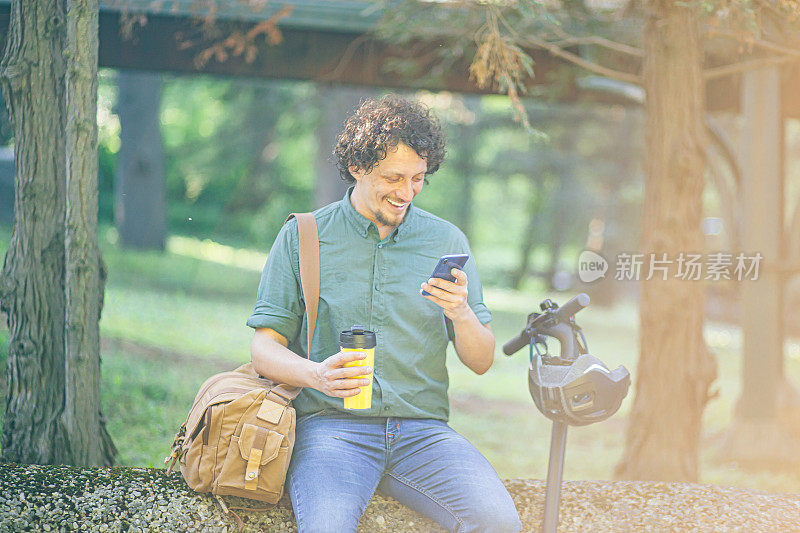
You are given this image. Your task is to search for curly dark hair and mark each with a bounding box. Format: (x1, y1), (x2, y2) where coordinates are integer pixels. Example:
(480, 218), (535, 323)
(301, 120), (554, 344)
(334, 94), (446, 183)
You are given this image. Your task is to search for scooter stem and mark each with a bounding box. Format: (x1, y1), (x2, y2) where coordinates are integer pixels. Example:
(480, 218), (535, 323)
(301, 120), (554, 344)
(543, 421), (568, 533)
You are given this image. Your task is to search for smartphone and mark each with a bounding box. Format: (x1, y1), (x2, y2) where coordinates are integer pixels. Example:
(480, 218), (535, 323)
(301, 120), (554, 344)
(421, 254), (469, 296)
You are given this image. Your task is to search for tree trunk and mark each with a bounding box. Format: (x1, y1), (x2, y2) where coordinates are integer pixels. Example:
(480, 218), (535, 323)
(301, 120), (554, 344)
(0, 0), (115, 466)
(512, 179), (543, 290)
(314, 84), (368, 208)
(114, 70), (166, 251)
(63, 0), (115, 466)
(0, 0), (70, 464)
(615, 0), (716, 481)
(450, 96), (481, 242)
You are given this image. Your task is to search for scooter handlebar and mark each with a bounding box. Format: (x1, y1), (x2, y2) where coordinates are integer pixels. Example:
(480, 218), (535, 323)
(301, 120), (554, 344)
(503, 332), (531, 356)
(502, 293), (590, 356)
(555, 293), (590, 322)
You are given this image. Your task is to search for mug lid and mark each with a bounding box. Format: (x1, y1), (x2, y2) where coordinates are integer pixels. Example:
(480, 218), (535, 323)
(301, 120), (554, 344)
(340, 324), (376, 349)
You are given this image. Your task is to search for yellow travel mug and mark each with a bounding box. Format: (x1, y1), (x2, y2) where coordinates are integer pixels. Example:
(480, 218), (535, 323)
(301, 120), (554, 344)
(341, 325), (376, 410)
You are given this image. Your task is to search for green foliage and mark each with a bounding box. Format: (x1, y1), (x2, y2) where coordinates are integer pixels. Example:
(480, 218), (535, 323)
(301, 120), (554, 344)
(412, 95), (643, 288)
(98, 73), (319, 249)
(94, 73), (646, 291)
(98, 70), (119, 225)
(159, 76), (311, 244)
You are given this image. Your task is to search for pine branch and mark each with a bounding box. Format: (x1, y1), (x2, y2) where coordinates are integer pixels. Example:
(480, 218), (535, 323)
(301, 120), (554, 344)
(517, 33), (642, 85)
(469, 7), (535, 130)
(550, 35), (645, 58)
(394, 25), (642, 86)
(709, 28), (800, 58)
(704, 54), (799, 79)
(548, 23), (644, 58)
(483, 4), (642, 84)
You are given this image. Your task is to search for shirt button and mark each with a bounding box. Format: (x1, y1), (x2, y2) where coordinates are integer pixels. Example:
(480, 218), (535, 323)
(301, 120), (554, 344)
(378, 244), (383, 249)
(375, 285), (381, 292)
(383, 406), (390, 411)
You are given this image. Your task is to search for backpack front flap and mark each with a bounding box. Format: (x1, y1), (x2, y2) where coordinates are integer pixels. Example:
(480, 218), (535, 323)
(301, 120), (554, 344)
(212, 390), (295, 502)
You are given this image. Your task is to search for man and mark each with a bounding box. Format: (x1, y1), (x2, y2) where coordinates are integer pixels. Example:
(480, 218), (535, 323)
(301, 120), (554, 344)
(248, 94), (522, 533)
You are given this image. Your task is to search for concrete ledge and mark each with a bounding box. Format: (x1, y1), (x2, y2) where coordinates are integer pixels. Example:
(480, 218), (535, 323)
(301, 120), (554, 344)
(1, 463), (799, 532)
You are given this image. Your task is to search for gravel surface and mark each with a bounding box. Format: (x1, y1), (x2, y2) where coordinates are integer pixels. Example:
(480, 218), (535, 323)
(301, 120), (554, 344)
(1, 463), (799, 531)
(507, 479), (800, 532)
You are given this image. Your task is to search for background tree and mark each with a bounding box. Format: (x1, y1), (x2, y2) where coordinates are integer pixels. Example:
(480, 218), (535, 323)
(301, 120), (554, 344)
(377, 0), (799, 481)
(159, 78), (318, 244)
(313, 85), (370, 208)
(0, 0), (115, 465)
(614, 0), (715, 481)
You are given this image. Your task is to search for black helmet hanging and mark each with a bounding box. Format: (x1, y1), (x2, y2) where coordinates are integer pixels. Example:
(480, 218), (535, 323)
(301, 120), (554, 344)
(528, 354), (630, 426)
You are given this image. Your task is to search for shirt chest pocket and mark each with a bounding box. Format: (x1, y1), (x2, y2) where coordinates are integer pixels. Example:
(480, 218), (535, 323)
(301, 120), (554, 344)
(384, 254), (445, 322)
(318, 243), (371, 299)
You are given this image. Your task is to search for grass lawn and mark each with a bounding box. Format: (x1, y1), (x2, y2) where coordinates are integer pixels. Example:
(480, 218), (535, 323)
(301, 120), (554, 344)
(1, 226), (799, 495)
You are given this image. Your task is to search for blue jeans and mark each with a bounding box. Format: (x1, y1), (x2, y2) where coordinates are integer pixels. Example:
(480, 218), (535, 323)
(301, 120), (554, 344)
(286, 412), (522, 533)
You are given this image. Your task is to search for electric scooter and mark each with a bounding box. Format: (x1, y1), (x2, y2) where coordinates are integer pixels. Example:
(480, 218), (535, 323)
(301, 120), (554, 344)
(503, 293), (631, 533)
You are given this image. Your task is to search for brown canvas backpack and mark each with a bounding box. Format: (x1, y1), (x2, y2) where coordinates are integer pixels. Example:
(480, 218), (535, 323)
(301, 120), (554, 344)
(164, 212), (319, 527)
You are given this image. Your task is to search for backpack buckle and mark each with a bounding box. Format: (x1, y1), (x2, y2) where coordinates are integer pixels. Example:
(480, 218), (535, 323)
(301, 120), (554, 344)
(257, 398), (285, 425)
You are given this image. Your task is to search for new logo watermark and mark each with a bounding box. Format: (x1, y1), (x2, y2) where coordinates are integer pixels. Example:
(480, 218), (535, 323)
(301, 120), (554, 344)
(578, 251), (609, 283)
(577, 251), (763, 282)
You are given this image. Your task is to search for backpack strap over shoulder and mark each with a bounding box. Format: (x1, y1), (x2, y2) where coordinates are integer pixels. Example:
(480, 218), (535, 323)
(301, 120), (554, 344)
(285, 212), (319, 354)
(263, 212), (319, 404)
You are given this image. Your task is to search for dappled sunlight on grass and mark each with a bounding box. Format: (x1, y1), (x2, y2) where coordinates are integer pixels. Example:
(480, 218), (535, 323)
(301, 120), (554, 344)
(100, 226), (264, 299)
(100, 285), (254, 363)
(166, 234), (266, 272)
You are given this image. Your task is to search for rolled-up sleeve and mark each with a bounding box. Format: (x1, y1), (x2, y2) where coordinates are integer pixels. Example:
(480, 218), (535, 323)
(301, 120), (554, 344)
(246, 219), (304, 343)
(456, 232), (492, 325)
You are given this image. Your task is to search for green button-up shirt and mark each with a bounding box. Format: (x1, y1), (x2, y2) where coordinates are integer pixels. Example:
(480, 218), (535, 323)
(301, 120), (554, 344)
(247, 187), (491, 421)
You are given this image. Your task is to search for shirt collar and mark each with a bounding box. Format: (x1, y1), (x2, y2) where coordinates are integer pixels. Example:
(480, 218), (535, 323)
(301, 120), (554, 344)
(342, 186), (372, 238)
(394, 200), (415, 242)
(341, 185), (416, 242)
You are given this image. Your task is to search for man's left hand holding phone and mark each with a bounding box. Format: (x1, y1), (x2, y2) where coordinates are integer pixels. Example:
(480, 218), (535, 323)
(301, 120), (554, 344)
(420, 254), (472, 321)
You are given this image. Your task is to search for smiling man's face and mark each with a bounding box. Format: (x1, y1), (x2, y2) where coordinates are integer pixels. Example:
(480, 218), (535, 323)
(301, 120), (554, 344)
(349, 143), (427, 238)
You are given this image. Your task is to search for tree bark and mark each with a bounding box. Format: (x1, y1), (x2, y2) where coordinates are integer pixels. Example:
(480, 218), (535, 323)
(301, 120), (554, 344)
(114, 70), (166, 251)
(63, 0), (115, 466)
(0, 0), (70, 464)
(615, 0), (716, 481)
(0, 0), (115, 466)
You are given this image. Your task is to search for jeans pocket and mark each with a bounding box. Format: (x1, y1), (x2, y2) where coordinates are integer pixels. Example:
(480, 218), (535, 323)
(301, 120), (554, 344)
(297, 410), (331, 424)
